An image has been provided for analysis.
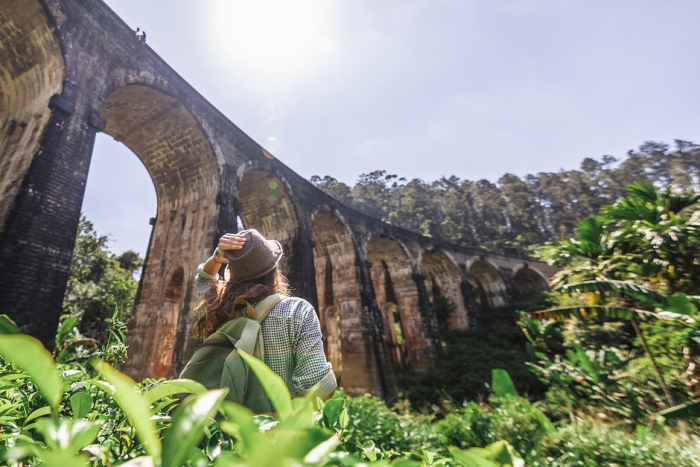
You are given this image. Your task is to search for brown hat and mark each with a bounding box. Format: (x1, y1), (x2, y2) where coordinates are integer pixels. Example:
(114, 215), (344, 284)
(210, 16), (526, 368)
(223, 229), (283, 282)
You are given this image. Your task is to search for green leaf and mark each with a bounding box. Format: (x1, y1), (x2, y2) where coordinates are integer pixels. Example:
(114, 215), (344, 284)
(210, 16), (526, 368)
(0, 315), (20, 335)
(35, 417), (102, 453)
(220, 401), (256, 447)
(70, 392), (92, 419)
(303, 433), (340, 464)
(665, 294), (697, 316)
(636, 425), (652, 442)
(25, 405), (52, 424)
(449, 440), (524, 467)
(237, 349), (292, 420)
(34, 450), (91, 467)
(161, 389), (228, 467)
(491, 369), (519, 398)
(658, 401), (700, 419)
(118, 456), (155, 467)
(338, 406), (349, 430)
(286, 397), (314, 428)
(322, 398), (345, 427)
(55, 316), (79, 348)
(93, 359), (161, 457)
(143, 379), (208, 405)
(0, 335), (62, 409)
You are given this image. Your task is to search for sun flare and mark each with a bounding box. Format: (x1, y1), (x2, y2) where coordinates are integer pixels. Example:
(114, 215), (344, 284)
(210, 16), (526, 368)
(206, 0), (338, 85)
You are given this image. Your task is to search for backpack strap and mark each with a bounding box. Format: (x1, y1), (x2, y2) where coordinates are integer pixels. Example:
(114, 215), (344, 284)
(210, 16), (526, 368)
(235, 294), (284, 322)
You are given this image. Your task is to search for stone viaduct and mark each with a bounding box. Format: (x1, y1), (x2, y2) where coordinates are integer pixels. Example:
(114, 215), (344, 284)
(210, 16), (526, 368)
(0, 0), (556, 398)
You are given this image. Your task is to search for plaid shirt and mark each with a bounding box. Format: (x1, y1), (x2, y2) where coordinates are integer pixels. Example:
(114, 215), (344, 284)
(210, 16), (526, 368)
(195, 265), (337, 398)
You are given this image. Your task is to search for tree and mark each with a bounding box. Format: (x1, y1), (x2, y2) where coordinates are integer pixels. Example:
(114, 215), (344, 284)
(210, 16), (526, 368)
(309, 139), (699, 256)
(61, 215), (142, 344)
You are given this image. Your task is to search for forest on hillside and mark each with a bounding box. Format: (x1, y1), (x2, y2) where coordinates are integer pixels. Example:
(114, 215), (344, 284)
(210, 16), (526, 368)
(310, 139), (700, 256)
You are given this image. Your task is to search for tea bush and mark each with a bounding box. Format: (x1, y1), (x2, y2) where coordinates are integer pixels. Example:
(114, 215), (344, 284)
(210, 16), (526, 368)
(432, 396), (553, 458)
(342, 393), (437, 453)
(432, 401), (491, 449)
(532, 421), (700, 467)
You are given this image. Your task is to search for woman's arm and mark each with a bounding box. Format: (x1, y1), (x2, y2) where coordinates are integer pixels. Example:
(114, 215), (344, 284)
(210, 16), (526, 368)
(290, 301), (338, 400)
(201, 233), (247, 276)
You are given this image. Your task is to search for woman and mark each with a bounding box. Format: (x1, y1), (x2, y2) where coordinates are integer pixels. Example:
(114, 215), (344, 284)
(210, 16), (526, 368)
(190, 229), (336, 401)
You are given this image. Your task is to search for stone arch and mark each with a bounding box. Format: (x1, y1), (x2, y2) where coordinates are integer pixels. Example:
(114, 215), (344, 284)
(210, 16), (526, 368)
(468, 259), (509, 309)
(311, 210), (376, 395)
(367, 236), (432, 369)
(0, 0), (65, 233)
(99, 84), (221, 379)
(513, 266), (549, 296)
(237, 169), (299, 277)
(421, 251), (468, 333)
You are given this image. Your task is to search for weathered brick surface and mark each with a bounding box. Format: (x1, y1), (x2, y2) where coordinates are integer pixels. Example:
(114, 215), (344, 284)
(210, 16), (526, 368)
(421, 251), (469, 331)
(311, 211), (383, 396)
(0, 0), (65, 236)
(0, 0), (558, 396)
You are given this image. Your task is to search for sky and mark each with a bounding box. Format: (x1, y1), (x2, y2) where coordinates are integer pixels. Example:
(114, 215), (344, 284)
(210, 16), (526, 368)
(83, 0), (700, 256)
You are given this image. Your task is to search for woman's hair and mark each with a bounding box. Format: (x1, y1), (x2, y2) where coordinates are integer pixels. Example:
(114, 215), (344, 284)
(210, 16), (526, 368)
(193, 267), (291, 339)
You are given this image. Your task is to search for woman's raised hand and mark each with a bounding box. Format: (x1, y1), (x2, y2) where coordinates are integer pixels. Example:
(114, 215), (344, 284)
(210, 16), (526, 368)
(215, 233), (247, 263)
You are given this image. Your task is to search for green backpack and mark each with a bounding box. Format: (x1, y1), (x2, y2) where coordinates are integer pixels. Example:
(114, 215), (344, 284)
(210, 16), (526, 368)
(180, 294), (283, 413)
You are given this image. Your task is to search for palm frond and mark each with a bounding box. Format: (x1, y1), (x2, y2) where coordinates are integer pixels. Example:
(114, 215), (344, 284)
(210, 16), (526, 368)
(658, 401), (700, 420)
(557, 281), (667, 308)
(528, 306), (695, 325)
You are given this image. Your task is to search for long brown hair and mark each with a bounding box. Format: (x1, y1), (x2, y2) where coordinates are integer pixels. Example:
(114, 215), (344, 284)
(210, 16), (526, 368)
(193, 267), (291, 339)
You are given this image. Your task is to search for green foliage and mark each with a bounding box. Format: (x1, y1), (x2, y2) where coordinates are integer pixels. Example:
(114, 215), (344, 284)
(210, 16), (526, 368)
(161, 389), (228, 467)
(311, 140), (700, 256)
(0, 326), (535, 467)
(532, 420), (700, 466)
(536, 182), (700, 294)
(432, 396), (553, 461)
(238, 349), (293, 419)
(491, 369), (518, 398)
(432, 402), (491, 450)
(399, 304), (547, 408)
(0, 334), (63, 409)
(342, 393), (432, 453)
(1, 325), (698, 466)
(93, 359), (162, 458)
(449, 440), (524, 467)
(59, 215), (142, 356)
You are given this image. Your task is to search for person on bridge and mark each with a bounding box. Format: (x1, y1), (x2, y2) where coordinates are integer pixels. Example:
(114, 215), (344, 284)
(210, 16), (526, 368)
(182, 229), (336, 411)
(135, 27), (146, 44)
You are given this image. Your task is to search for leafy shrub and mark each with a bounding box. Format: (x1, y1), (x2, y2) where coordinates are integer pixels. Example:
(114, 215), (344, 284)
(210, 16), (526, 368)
(342, 394), (433, 453)
(532, 421), (700, 466)
(433, 396), (552, 458)
(489, 395), (554, 459)
(433, 401), (491, 449)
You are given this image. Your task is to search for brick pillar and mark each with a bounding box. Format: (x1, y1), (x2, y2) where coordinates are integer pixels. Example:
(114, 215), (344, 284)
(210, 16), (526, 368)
(499, 267), (516, 304)
(0, 84), (100, 348)
(460, 279), (482, 327)
(357, 258), (398, 400)
(412, 272), (443, 360)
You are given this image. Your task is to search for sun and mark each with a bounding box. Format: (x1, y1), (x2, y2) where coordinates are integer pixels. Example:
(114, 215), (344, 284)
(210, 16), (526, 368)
(206, 0), (338, 87)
